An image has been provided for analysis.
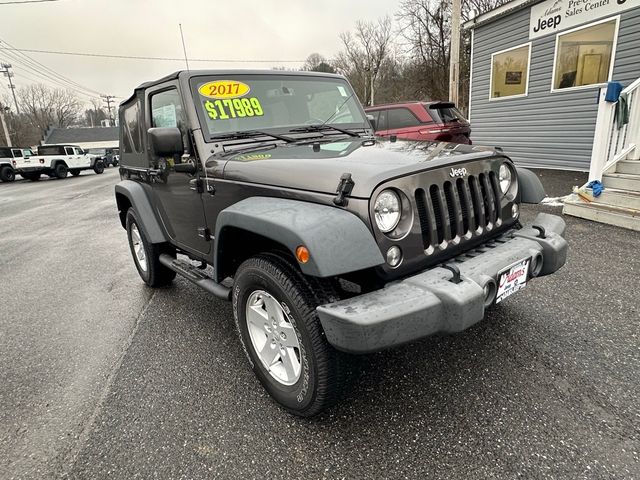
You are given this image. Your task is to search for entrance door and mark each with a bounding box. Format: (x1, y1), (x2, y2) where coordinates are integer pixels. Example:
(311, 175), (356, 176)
(148, 86), (210, 255)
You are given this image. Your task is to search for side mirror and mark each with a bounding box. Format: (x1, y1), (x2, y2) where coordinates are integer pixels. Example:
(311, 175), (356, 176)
(366, 114), (377, 131)
(148, 127), (183, 157)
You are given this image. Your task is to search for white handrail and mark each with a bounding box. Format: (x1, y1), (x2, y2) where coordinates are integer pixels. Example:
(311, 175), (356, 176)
(588, 79), (640, 182)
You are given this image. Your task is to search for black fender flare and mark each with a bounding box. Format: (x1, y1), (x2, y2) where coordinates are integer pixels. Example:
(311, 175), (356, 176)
(214, 197), (385, 280)
(516, 167), (546, 204)
(114, 180), (167, 243)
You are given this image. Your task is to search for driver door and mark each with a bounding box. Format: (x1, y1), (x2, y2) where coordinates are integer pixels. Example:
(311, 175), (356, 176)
(147, 85), (210, 256)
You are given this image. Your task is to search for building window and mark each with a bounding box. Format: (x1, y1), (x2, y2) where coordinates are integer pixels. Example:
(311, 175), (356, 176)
(490, 43), (531, 99)
(552, 18), (618, 91)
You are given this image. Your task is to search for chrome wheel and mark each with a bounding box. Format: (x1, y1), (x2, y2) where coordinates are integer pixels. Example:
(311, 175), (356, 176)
(130, 223), (147, 272)
(245, 290), (301, 386)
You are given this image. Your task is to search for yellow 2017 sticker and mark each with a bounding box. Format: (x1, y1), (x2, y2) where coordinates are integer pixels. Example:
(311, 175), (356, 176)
(204, 98), (264, 120)
(199, 80), (250, 99)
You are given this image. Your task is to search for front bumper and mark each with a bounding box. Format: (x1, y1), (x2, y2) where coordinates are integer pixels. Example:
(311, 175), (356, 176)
(317, 212), (568, 354)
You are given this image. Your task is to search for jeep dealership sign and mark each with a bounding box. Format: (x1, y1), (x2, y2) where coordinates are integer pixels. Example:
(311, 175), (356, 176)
(529, 0), (639, 38)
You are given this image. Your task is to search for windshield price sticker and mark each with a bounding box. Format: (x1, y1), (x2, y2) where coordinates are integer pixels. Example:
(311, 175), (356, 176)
(198, 80), (251, 99)
(204, 98), (264, 120)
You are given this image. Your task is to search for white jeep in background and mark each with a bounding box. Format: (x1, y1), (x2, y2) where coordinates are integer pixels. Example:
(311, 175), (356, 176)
(14, 144), (105, 181)
(0, 146), (29, 183)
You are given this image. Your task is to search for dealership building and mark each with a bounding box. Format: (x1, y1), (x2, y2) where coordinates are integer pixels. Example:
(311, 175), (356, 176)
(464, 0), (640, 171)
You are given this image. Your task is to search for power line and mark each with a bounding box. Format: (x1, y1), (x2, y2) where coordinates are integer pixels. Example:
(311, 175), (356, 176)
(0, 46), (305, 63)
(0, 38), (105, 98)
(0, 0), (60, 4)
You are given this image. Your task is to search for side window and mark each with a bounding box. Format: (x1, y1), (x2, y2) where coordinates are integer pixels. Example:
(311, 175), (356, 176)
(151, 89), (186, 130)
(0, 147), (10, 158)
(12, 149), (22, 158)
(387, 108), (421, 130)
(65, 147), (74, 155)
(74, 148), (83, 155)
(378, 110), (388, 131)
(122, 100), (143, 154)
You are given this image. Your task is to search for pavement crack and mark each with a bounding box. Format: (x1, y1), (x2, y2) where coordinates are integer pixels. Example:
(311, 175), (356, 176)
(57, 290), (158, 479)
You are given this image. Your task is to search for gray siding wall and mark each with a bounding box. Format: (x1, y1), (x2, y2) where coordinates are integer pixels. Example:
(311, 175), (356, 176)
(469, 6), (640, 170)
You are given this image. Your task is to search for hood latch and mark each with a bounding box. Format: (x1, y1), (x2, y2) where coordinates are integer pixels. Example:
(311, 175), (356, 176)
(333, 173), (355, 206)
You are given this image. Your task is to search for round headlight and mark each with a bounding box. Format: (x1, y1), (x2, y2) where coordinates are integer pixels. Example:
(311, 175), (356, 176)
(374, 190), (401, 233)
(499, 163), (513, 194)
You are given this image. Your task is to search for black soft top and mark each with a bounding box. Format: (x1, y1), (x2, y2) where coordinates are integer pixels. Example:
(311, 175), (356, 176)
(121, 69), (346, 106)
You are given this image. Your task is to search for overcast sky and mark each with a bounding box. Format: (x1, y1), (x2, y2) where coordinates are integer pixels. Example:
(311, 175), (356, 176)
(0, 0), (401, 107)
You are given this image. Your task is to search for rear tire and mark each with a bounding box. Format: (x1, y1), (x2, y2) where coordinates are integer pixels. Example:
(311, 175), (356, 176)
(93, 161), (104, 174)
(70, 169), (80, 177)
(54, 163), (68, 179)
(233, 253), (352, 417)
(125, 208), (176, 287)
(0, 166), (15, 182)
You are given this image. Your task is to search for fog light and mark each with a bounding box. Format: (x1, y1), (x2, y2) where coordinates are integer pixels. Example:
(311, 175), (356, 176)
(512, 203), (519, 218)
(386, 246), (402, 268)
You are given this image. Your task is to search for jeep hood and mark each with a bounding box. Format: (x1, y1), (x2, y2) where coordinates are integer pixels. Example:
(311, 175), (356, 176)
(220, 138), (499, 198)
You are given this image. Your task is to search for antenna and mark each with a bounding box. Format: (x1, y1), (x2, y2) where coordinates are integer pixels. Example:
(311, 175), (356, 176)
(179, 23), (189, 71)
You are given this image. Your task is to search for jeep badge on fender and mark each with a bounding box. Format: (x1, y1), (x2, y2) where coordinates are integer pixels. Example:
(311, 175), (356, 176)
(115, 69), (568, 417)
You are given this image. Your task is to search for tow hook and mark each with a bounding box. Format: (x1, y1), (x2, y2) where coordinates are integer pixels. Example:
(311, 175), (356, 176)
(441, 263), (462, 284)
(532, 225), (546, 239)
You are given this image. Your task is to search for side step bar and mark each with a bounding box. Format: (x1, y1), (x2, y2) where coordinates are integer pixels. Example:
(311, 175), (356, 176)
(159, 254), (231, 300)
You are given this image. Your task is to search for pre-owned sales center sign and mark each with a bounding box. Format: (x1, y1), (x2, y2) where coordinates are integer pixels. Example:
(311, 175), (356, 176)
(530, 0), (639, 38)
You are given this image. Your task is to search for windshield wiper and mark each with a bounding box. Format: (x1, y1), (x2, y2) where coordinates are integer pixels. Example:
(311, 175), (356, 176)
(288, 124), (360, 137)
(219, 142), (279, 157)
(210, 130), (295, 143)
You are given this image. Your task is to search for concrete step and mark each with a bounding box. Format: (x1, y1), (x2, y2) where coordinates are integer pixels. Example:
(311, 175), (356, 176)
(615, 160), (640, 175)
(591, 188), (640, 210)
(563, 195), (640, 231)
(602, 172), (640, 191)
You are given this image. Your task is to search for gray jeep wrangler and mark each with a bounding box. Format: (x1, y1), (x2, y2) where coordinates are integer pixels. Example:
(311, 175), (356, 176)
(115, 70), (568, 417)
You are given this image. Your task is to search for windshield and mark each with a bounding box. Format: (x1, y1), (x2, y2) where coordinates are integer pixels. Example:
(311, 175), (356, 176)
(88, 148), (106, 155)
(190, 74), (368, 138)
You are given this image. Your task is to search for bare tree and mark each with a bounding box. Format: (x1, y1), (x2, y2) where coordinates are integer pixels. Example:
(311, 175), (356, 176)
(396, 0), (508, 112)
(302, 53), (336, 73)
(17, 84), (82, 133)
(336, 16), (393, 106)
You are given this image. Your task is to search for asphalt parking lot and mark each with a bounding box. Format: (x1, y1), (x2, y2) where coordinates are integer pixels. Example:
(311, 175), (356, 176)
(0, 168), (638, 480)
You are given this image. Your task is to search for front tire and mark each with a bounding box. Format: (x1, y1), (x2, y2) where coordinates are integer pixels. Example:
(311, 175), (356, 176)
(93, 161), (104, 174)
(54, 163), (68, 179)
(233, 254), (351, 417)
(0, 166), (15, 182)
(125, 208), (176, 287)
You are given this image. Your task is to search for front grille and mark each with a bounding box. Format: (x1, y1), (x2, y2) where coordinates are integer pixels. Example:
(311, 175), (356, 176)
(415, 171), (502, 252)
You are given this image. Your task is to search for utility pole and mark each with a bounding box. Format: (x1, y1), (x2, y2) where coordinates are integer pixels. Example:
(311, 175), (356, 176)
(0, 104), (12, 147)
(449, 0), (461, 106)
(0, 63), (20, 115)
(101, 94), (115, 126)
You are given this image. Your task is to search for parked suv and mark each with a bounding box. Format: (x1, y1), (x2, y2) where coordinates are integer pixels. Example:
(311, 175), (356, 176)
(88, 147), (119, 167)
(365, 101), (471, 144)
(0, 146), (31, 182)
(115, 70), (567, 417)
